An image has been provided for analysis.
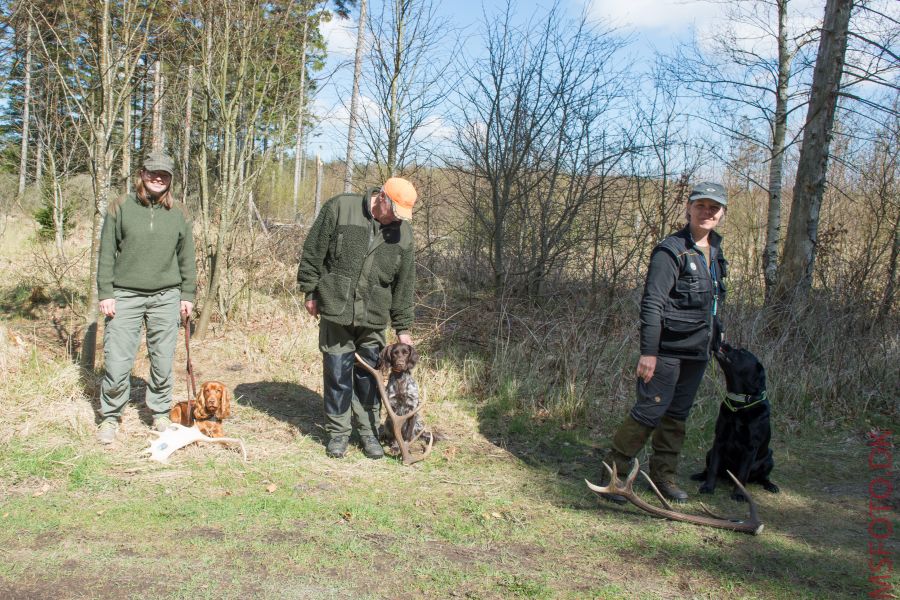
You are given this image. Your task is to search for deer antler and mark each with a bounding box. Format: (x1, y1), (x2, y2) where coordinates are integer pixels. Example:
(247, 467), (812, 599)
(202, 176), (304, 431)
(354, 353), (433, 465)
(585, 459), (763, 535)
(143, 423), (248, 463)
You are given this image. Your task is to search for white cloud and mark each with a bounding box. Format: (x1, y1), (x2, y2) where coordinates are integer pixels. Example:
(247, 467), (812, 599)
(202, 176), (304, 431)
(587, 0), (825, 42)
(693, 0), (827, 61)
(413, 115), (455, 144)
(587, 0), (726, 32)
(307, 95), (382, 160)
(320, 15), (359, 57)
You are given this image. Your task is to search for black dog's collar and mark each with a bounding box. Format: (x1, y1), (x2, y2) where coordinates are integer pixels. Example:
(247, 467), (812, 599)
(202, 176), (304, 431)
(724, 390), (767, 412)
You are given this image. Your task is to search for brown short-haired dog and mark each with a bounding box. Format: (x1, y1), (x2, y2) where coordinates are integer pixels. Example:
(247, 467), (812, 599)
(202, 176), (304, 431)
(170, 381), (231, 438)
(378, 343), (431, 452)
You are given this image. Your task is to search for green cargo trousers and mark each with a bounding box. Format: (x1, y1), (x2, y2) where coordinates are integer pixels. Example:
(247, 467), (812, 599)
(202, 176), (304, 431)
(99, 287), (181, 421)
(319, 319), (385, 438)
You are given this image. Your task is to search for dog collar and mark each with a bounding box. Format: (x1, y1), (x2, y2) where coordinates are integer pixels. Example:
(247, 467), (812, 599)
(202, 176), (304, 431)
(724, 390), (767, 412)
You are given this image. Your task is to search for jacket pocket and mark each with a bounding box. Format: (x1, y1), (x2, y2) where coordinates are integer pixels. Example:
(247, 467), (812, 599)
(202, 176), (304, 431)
(367, 284), (392, 324)
(659, 312), (708, 355)
(317, 272), (351, 317)
(674, 270), (711, 309)
(374, 247), (401, 285)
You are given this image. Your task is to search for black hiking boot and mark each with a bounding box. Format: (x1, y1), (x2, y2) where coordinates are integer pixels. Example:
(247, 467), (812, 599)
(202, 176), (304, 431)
(326, 435), (350, 458)
(359, 435), (384, 459)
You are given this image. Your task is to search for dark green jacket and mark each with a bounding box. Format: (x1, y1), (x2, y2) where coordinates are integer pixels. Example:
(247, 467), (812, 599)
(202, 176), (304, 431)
(297, 190), (415, 333)
(97, 193), (197, 302)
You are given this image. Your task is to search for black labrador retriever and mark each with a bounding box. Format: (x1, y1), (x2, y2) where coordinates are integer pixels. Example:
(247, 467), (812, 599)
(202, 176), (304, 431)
(691, 342), (779, 501)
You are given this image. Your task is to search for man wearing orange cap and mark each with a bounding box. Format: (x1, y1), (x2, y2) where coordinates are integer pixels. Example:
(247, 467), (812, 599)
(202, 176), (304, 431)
(297, 178), (418, 459)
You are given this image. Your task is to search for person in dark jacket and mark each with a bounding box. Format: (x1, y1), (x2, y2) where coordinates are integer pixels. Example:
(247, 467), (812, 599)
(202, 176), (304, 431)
(96, 151), (196, 444)
(602, 182), (729, 503)
(297, 178), (417, 459)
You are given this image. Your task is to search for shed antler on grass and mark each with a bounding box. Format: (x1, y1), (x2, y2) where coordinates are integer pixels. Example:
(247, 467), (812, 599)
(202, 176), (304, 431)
(585, 459), (764, 535)
(143, 423), (248, 463)
(354, 353), (433, 466)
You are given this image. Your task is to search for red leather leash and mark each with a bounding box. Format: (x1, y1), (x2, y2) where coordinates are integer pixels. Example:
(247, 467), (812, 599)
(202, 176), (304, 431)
(183, 315), (197, 425)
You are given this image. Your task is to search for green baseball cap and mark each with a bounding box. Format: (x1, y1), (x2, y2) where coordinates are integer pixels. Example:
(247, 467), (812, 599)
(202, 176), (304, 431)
(689, 182), (727, 206)
(142, 151), (175, 177)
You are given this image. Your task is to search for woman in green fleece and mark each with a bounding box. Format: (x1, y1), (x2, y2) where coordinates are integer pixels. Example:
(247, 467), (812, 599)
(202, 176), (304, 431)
(95, 151), (197, 444)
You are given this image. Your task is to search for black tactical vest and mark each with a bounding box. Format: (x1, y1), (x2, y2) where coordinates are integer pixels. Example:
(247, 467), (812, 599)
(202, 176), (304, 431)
(652, 227), (728, 359)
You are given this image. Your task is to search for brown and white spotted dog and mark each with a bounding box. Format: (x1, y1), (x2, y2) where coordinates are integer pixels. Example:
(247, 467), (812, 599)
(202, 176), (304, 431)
(378, 343), (431, 451)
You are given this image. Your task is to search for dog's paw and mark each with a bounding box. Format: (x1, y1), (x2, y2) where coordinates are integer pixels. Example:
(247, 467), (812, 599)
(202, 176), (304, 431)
(763, 481), (780, 494)
(689, 471), (707, 481)
(731, 490), (749, 502)
(698, 483), (715, 495)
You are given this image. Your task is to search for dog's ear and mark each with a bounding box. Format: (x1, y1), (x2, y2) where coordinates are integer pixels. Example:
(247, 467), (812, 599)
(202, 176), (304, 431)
(378, 344), (394, 371)
(756, 362), (766, 390)
(406, 344), (419, 370)
(193, 384), (210, 419)
(218, 384), (231, 419)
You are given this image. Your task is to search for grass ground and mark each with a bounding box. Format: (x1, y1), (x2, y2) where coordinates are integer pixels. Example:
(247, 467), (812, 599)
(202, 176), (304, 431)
(0, 220), (896, 599)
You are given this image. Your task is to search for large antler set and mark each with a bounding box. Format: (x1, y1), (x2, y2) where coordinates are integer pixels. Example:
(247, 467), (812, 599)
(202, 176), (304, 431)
(354, 353), (433, 465)
(585, 460), (764, 535)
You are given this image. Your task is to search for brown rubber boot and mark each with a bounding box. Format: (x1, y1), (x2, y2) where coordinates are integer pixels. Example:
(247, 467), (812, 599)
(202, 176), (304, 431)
(649, 416), (689, 503)
(600, 416), (653, 504)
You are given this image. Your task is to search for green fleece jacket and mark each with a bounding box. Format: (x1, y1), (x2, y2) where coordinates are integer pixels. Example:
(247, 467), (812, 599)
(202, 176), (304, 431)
(297, 189), (415, 333)
(97, 193), (197, 301)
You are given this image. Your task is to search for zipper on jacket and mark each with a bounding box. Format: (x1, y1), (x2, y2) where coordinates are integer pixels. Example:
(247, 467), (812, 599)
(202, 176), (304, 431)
(361, 215), (376, 324)
(150, 202), (155, 231)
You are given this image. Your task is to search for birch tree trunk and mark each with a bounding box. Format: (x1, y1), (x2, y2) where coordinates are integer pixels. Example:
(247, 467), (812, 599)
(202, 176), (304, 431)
(386, 0), (404, 177)
(152, 58), (164, 152)
(343, 0), (367, 192)
(775, 0), (854, 306)
(196, 3), (234, 339)
(314, 152), (323, 217)
(199, 15), (212, 252)
(52, 168), (64, 255)
(279, 113), (286, 170)
(34, 137), (42, 184)
(762, 0), (792, 304)
(122, 91), (132, 193)
(292, 16), (310, 218)
(139, 70), (149, 152)
(17, 22), (32, 203)
(81, 0), (116, 370)
(181, 65), (193, 200)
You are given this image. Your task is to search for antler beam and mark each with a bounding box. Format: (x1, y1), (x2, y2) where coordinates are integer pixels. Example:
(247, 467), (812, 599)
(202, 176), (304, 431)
(585, 460), (763, 535)
(354, 353), (433, 465)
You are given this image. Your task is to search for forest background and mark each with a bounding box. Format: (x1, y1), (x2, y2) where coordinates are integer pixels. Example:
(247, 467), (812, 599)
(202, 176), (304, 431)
(0, 0), (897, 598)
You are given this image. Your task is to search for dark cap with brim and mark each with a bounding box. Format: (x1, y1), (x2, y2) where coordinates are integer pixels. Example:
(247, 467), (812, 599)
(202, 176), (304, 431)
(143, 151), (175, 177)
(689, 181), (727, 206)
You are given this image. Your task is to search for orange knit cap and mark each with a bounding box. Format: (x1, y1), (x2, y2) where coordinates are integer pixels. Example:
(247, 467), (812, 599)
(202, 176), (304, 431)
(382, 177), (418, 221)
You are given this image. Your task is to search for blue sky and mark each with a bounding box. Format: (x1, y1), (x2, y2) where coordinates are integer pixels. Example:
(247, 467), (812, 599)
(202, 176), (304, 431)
(308, 0), (826, 161)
